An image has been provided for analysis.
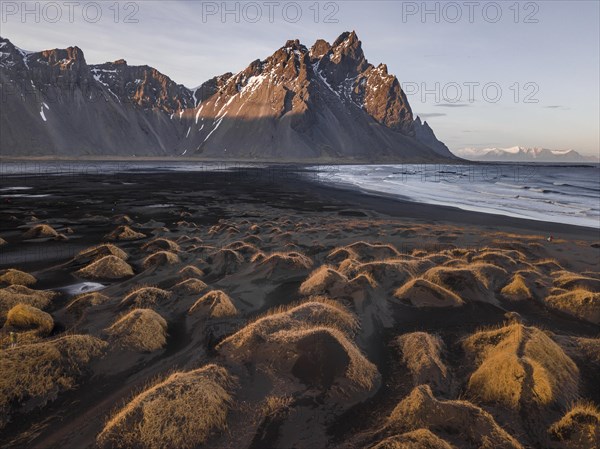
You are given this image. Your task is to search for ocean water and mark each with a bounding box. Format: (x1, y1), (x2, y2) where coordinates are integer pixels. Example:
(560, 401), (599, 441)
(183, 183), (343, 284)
(312, 164), (600, 229)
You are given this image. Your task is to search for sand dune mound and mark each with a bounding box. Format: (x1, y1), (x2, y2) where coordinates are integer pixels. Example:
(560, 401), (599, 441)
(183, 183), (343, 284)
(179, 265), (205, 279)
(142, 251), (180, 269)
(500, 274), (533, 301)
(463, 323), (579, 410)
(172, 278), (208, 295)
(105, 225), (146, 241)
(97, 364), (236, 449)
(253, 251), (313, 279)
(106, 309), (168, 352)
(534, 258), (563, 273)
(112, 214), (134, 225)
(354, 261), (416, 289)
(422, 265), (496, 304)
(0, 269), (37, 287)
(299, 266), (349, 297)
(142, 238), (180, 253)
(77, 255), (134, 280)
(224, 241), (260, 257)
(23, 224), (59, 239)
(471, 250), (520, 270)
(394, 278), (463, 308)
(243, 235), (263, 245)
(548, 402), (600, 449)
(327, 242), (400, 263)
(369, 429), (454, 449)
(553, 272), (600, 291)
(0, 286), (56, 323)
(188, 290), (238, 318)
(0, 335), (107, 429)
(5, 304), (54, 335)
(121, 286), (171, 309)
(66, 292), (109, 315)
(75, 243), (128, 264)
(545, 289), (600, 325)
(395, 333), (449, 392)
(387, 385), (522, 449)
(207, 249), (243, 276)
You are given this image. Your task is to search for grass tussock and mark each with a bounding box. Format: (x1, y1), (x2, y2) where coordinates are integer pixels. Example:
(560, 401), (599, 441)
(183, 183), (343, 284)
(471, 250), (519, 270)
(395, 333), (448, 392)
(207, 249), (244, 275)
(0, 268), (37, 287)
(545, 289), (600, 325)
(179, 265), (205, 279)
(422, 265), (495, 304)
(548, 401), (600, 449)
(142, 251), (180, 269)
(120, 286), (171, 309)
(105, 225), (146, 241)
(252, 251), (313, 278)
(299, 265), (348, 297)
(553, 272), (600, 292)
(463, 323), (579, 409)
(0, 335), (107, 429)
(23, 224), (58, 239)
(387, 385), (523, 449)
(225, 241), (259, 257)
(370, 429), (454, 449)
(172, 278), (208, 295)
(0, 285), (56, 322)
(353, 260), (415, 288)
(66, 292), (109, 315)
(327, 241), (400, 263)
(76, 255), (134, 280)
(97, 364), (236, 449)
(75, 244), (127, 263)
(141, 238), (180, 253)
(5, 304), (54, 335)
(188, 290), (238, 318)
(501, 274), (533, 301)
(394, 278), (463, 308)
(106, 309), (168, 352)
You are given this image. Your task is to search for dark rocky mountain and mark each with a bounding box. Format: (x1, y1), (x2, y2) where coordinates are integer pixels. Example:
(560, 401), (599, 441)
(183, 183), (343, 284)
(0, 32), (455, 161)
(413, 116), (454, 158)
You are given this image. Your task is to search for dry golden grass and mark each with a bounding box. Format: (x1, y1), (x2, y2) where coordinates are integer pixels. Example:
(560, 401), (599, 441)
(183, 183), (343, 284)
(370, 429), (454, 449)
(105, 225), (146, 241)
(471, 250), (519, 270)
(66, 292), (109, 315)
(395, 333), (448, 392)
(141, 238), (180, 253)
(225, 241), (259, 257)
(394, 278), (463, 308)
(548, 401), (600, 449)
(5, 304), (54, 335)
(179, 265), (205, 279)
(387, 385), (522, 449)
(0, 285), (56, 323)
(171, 278), (208, 295)
(75, 244), (128, 263)
(501, 274), (533, 301)
(463, 323), (579, 410)
(553, 272), (600, 291)
(0, 335), (107, 429)
(208, 248), (244, 275)
(142, 251), (180, 269)
(354, 260), (417, 288)
(97, 364), (236, 449)
(534, 258), (564, 273)
(328, 241), (400, 263)
(120, 286), (171, 309)
(299, 265), (348, 297)
(422, 265), (495, 304)
(76, 255), (134, 280)
(106, 309), (168, 352)
(545, 289), (600, 325)
(261, 395), (293, 419)
(252, 251), (313, 278)
(0, 268), (37, 287)
(23, 224), (58, 239)
(188, 290), (238, 318)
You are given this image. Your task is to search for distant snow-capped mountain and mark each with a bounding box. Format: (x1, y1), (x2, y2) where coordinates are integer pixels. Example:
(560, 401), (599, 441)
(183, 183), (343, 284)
(454, 146), (598, 163)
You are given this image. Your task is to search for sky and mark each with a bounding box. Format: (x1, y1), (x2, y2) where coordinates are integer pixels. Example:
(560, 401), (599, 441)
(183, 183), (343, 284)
(2, 0), (599, 156)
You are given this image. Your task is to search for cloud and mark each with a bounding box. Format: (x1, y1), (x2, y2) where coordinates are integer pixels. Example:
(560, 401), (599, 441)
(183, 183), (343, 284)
(417, 113), (447, 118)
(543, 105), (570, 110)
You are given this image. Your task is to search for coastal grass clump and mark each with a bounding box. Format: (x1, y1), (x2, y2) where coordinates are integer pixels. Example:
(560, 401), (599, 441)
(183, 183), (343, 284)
(501, 274), (533, 301)
(66, 292), (110, 315)
(105, 225), (146, 241)
(207, 249), (244, 276)
(463, 323), (579, 410)
(395, 332), (448, 392)
(97, 364), (236, 449)
(251, 251), (313, 279)
(370, 429), (454, 449)
(394, 278), (463, 308)
(0, 335), (107, 429)
(171, 278), (208, 295)
(548, 401), (600, 449)
(105, 309), (168, 352)
(75, 244), (128, 263)
(141, 238), (180, 253)
(422, 265), (496, 305)
(188, 290), (238, 318)
(0, 269), (37, 287)
(23, 224), (59, 239)
(5, 304), (54, 336)
(179, 265), (205, 279)
(76, 255), (134, 280)
(327, 241), (400, 263)
(386, 385), (522, 449)
(120, 286), (171, 309)
(142, 251), (180, 269)
(299, 265), (348, 297)
(545, 289), (600, 325)
(553, 271), (600, 291)
(0, 285), (56, 323)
